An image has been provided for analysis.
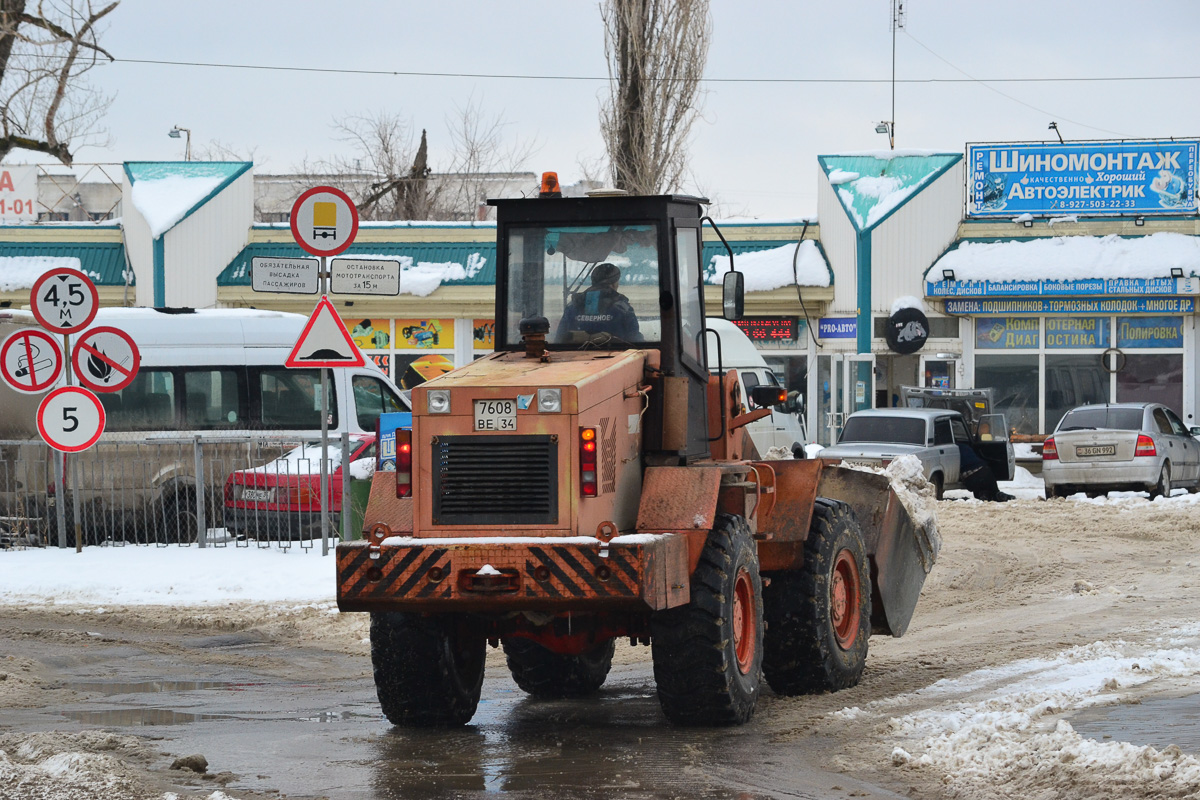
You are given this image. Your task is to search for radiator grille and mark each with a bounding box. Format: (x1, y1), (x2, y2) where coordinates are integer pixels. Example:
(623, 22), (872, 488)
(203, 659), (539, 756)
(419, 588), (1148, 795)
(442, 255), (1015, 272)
(431, 435), (558, 525)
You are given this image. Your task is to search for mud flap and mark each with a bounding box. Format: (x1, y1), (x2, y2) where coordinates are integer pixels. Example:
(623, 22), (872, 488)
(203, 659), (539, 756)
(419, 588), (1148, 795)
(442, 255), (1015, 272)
(816, 467), (938, 637)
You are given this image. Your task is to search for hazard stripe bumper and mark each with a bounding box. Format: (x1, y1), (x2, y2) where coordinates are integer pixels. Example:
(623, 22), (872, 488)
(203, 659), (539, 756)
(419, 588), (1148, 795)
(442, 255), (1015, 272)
(335, 535), (689, 613)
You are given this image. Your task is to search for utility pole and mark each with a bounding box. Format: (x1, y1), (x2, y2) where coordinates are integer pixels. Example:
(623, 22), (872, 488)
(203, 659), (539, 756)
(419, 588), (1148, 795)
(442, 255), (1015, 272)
(888, 0), (906, 151)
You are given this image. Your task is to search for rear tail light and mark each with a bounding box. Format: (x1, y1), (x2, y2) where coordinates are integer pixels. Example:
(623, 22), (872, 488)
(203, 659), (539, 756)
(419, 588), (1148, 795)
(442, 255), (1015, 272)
(580, 427), (598, 497)
(287, 484), (319, 510)
(1135, 434), (1157, 457)
(1042, 437), (1058, 460)
(395, 429), (413, 498)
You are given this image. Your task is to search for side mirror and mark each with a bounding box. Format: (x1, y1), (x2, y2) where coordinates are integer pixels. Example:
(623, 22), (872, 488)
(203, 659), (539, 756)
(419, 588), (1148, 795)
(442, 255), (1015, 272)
(750, 385), (787, 409)
(1191, 426), (1200, 438)
(723, 271), (744, 320)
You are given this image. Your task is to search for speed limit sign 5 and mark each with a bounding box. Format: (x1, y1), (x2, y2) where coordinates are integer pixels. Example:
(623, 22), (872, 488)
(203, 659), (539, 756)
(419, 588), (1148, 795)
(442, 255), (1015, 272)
(37, 385), (105, 452)
(31, 267), (99, 335)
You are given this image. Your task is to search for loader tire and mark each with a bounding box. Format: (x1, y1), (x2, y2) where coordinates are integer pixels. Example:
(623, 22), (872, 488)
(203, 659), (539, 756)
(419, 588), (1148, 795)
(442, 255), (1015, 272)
(502, 637), (615, 697)
(651, 513), (763, 725)
(762, 498), (870, 695)
(370, 612), (486, 727)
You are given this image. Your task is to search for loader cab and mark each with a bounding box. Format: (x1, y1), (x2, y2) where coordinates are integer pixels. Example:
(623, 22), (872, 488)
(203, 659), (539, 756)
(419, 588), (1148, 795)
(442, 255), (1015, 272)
(489, 191), (728, 462)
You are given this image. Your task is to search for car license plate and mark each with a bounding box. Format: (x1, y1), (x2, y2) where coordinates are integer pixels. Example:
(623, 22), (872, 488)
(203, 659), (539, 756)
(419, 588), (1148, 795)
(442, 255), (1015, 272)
(474, 399), (516, 431)
(242, 488), (274, 503)
(1075, 444), (1116, 457)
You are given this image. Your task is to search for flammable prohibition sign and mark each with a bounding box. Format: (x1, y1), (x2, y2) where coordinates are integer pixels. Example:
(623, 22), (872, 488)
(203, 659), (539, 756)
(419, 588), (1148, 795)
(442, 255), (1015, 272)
(71, 326), (141, 393)
(0, 328), (63, 394)
(37, 385), (105, 453)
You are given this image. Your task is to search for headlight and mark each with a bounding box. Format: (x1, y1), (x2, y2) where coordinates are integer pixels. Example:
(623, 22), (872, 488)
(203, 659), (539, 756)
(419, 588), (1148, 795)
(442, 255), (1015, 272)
(428, 389), (451, 414)
(538, 388), (561, 413)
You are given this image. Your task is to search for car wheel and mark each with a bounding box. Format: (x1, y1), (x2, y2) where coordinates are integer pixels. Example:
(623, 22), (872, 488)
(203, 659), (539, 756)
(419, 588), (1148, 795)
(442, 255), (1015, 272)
(931, 473), (944, 501)
(1150, 463), (1171, 499)
(1045, 484), (1065, 499)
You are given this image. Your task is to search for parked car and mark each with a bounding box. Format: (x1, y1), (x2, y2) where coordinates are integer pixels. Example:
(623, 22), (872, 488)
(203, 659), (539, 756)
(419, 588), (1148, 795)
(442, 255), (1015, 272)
(819, 407), (1014, 500)
(1042, 403), (1200, 499)
(224, 434), (376, 541)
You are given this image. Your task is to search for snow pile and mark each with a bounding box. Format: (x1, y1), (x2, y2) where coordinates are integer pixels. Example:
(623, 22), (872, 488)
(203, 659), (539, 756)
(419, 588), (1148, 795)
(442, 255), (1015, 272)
(761, 445), (795, 460)
(707, 240), (829, 290)
(0, 256), (85, 292)
(934, 231), (1200, 282)
(827, 169), (860, 185)
(883, 455), (940, 565)
(884, 631), (1200, 797)
(890, 295), (923, 315)
(130, 175), (226, 238)
(349, 457), (375, 480)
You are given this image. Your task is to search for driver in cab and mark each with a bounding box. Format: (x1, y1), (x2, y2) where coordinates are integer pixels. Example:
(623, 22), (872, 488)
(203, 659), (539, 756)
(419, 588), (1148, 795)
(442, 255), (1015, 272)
(556, 262), (643, 343)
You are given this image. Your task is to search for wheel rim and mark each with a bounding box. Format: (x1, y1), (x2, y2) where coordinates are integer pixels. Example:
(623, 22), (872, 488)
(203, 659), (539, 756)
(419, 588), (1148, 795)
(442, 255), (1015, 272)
(731, 567), (756, 674)
(830, 549), (862, 650)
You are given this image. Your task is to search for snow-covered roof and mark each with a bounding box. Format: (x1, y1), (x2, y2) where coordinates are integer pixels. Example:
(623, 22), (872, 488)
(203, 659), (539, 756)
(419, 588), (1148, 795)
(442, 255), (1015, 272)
(929, 232), (1200, 282)
(707, 240), (831, 289)
(125, 161), (252, 238)
(0, 256), (85, 292)
(820, 152), (961, 232)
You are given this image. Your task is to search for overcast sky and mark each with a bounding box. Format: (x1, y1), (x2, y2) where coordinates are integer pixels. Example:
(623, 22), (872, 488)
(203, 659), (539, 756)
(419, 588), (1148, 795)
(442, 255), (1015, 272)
(46, 0), (1200, 218)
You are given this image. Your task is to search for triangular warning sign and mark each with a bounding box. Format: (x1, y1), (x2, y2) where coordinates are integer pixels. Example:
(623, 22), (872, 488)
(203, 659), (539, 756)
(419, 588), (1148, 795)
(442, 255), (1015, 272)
(286, 295), (365, 368)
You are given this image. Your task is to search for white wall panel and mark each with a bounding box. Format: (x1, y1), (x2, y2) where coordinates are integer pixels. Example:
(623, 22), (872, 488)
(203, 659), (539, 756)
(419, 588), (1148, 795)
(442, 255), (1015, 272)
(816, 173), (859, 313)
(120, 174), (155, 307)
(162, 172), (253, 308)
(871, 161), (964, 313)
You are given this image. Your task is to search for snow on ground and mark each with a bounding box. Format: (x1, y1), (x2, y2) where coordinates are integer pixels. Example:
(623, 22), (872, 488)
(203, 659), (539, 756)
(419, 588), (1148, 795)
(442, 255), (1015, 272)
(0, 545), (334, 607)
(842, 624), (1200, 798)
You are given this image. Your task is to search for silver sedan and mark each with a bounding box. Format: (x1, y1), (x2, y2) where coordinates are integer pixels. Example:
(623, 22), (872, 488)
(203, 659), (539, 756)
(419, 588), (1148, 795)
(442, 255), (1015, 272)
(1042, 403), (1200, 498)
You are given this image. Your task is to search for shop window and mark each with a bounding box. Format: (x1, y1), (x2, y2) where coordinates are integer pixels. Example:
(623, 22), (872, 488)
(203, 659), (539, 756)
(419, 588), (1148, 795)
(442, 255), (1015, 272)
(1044, 355), (1109, 433)
(1116, 354), (1183, 416)
(975, 354), (1039, 435)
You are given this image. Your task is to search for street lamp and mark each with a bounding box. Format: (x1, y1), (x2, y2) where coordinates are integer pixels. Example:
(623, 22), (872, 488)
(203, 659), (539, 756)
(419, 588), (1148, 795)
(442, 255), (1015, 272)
(875, 121), (894, 150)
(168, 125), (192, 161)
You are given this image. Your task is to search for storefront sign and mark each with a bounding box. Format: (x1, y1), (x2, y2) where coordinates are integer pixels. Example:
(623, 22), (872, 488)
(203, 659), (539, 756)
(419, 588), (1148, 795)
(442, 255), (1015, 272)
(976, 317), (1040, 349)
(1045, 316), (1109, 349)
(818, 317), (856, 339)
(946, 297), (1195, 315)
(966, 140), (1199, 217)
(885, 307), (929, 354)
(927, 276), (1191, 298)
(1116, 316), (1183, 348)
(396, 319), (453, 349)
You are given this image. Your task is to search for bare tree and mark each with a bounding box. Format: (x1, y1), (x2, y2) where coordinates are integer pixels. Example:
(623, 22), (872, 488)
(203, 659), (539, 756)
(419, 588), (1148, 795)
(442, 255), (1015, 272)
(0, 0), (118, 165)
(600, 0), (710, 195)
(440, 96), (538, 220)
(298, 103), (537, 222)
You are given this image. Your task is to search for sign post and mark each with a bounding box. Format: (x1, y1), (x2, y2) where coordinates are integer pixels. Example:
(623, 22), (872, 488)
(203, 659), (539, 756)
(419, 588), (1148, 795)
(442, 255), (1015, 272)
(289, 186), (360, 555)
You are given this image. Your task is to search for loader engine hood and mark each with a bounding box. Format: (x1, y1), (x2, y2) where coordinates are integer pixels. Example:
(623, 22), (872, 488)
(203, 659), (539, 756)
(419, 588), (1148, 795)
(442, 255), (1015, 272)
(405, 349), (656, 537)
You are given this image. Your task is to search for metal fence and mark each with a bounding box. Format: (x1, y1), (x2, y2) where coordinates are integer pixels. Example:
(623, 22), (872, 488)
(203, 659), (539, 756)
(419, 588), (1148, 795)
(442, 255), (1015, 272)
(0, 434), (362, 553)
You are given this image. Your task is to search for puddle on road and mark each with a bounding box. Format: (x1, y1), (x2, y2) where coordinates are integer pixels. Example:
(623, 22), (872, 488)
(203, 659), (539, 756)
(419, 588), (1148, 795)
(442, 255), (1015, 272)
(73, 680), (241, 694)
(1070, 692), (1200, 753)
(64, 708), (235, 725)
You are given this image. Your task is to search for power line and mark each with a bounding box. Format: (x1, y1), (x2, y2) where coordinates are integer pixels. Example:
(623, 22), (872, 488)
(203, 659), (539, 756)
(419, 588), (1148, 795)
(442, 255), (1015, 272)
(901, 32), (1133, 138)
(100, 56), (1200, 85)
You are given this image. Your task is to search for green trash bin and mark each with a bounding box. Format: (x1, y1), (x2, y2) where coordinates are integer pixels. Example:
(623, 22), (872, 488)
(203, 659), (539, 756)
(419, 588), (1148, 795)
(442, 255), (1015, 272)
(345, 479), (373, 541)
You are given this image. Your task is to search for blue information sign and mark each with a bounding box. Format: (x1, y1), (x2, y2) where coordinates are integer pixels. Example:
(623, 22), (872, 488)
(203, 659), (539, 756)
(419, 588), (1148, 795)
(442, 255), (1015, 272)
(967, 140), (1199, 217)
(1115, 316), (1184, 348)
(927, 276), (1188, 298)
(818, 317), (856, 339)
(945, 297), (1195, 315)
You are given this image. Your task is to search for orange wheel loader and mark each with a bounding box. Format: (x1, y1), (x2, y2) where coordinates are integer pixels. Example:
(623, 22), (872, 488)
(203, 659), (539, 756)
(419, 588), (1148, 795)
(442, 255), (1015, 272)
(336, 176), (939, 727)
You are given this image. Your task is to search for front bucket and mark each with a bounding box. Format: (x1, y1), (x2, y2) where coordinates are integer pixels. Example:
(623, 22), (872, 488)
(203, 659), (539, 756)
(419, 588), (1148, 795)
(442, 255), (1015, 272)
(816, 466), (939, 637)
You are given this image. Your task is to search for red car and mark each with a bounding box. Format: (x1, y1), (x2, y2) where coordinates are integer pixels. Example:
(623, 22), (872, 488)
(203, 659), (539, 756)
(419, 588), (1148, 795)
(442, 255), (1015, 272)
(223, 435), (375, 541)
